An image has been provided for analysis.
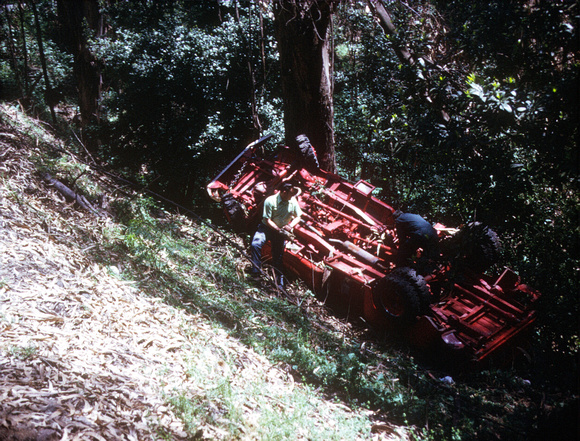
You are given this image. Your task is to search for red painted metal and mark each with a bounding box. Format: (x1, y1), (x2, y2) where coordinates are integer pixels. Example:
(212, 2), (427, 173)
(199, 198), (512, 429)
(207, 138), (541, 362)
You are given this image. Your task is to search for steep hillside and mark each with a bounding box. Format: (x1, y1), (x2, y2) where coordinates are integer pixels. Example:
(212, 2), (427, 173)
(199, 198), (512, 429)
(2, 104), (575, 441)
(0, 106), (410, 440)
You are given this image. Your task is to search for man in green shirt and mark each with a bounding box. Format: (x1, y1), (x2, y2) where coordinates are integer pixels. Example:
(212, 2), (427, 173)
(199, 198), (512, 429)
(250, 182), (302, 288)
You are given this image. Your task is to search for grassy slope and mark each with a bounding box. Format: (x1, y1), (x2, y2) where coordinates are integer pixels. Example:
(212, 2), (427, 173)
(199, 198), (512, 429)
(0, 104), (576, 440)
(0, 106), (411, 440)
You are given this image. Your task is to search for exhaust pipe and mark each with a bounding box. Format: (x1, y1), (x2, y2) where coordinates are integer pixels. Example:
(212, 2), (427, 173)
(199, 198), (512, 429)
(328, 239), (386, 270)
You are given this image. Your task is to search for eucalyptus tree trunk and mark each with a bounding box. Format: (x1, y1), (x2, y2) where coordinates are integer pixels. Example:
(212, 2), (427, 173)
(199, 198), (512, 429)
(31, 1), (56, 124)
(366, 0), (450, 122)
(3, 3), (23, 97)
(234, 1), (262, 135)
(366, 0), (415, 65)
(56, 0), (104, 138)
(273, 0), (338, 173)
(17, 0), (29, 98)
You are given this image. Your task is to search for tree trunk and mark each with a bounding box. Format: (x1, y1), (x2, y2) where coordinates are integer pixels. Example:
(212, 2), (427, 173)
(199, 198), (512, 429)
(366, 0), (450, 122)
(17, 0), (29, 98)
(3, 3), (23, 97)
(31, 1), (56, 124)
(56, 0), (104, 140)
(235, 1), (262, 135)
(273, 0), (337, 173)
(366, 0), (415, 65)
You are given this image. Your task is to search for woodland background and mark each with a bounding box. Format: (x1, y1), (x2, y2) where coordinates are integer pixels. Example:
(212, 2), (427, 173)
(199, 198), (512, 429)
(0, 1), (578, 438)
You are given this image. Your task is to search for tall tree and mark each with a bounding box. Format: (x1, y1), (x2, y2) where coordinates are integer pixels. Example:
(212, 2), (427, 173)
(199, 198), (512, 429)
(56, 0), (104, 138)
(17, 0), (30, 98)
(366, 0), (450, 122)
(31, 1), (56, 123)
(273, 0), (338, 172)
(1, 2), (23, 98)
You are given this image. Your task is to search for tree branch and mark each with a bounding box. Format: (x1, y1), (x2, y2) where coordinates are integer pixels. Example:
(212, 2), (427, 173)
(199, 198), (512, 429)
(42, 172), (99, 215)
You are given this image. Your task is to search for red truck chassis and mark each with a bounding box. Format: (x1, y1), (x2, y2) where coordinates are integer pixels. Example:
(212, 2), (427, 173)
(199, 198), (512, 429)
(207, 135), (540, 362)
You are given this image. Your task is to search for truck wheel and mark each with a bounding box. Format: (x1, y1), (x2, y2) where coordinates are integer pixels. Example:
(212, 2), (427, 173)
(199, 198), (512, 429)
(389, 267), (431, 314)
(458, 222), (501, 272)
(222, 192), (246, 231)
(295, 134), (320, 171)
(374, 272), (424, 324)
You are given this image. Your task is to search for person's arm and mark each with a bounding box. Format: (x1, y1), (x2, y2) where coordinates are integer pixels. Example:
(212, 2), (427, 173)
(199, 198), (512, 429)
(285, 215), (301, 231)
(282, 199), (302, 231)
(265, 217), (282, 232)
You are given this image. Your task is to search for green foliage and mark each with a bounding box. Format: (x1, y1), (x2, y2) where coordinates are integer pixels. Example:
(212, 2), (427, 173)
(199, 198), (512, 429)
(91, 1), (282, 205)
(334, 0), (578, 376)
(8, 344), (38, 361)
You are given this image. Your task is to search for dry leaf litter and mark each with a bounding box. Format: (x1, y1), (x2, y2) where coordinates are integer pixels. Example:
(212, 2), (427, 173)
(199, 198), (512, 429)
(0, 107), (410, 440)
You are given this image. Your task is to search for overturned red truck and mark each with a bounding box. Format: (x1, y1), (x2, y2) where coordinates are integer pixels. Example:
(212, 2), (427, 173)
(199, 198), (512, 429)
(207, 135), (540, 362)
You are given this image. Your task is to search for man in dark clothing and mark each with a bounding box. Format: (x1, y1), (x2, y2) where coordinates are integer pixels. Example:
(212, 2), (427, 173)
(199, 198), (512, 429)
(393, 211), (439, 266)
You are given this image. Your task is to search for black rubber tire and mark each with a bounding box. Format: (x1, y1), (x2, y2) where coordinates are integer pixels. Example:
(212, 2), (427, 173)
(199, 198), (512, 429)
(221, 192), (246, 231)
(373, 272), (424, 324)
(388, 267), (432, 314)
(458, 222), (501, 272)
(295, 134), (320, 171)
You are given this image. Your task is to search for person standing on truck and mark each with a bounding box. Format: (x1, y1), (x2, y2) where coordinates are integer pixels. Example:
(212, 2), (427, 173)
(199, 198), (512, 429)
(249, 182), (303, 288)
(393, 210), (439, 266)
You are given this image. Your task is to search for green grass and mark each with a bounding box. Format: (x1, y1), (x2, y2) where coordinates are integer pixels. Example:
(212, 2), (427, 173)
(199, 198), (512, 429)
(7, 344), (38, 361)
(168, 342), (372, 440)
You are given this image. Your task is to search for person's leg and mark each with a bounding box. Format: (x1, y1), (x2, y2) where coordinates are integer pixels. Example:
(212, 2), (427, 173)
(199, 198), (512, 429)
(269, 231), (286, 287)
(250, 225), (267, 275)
